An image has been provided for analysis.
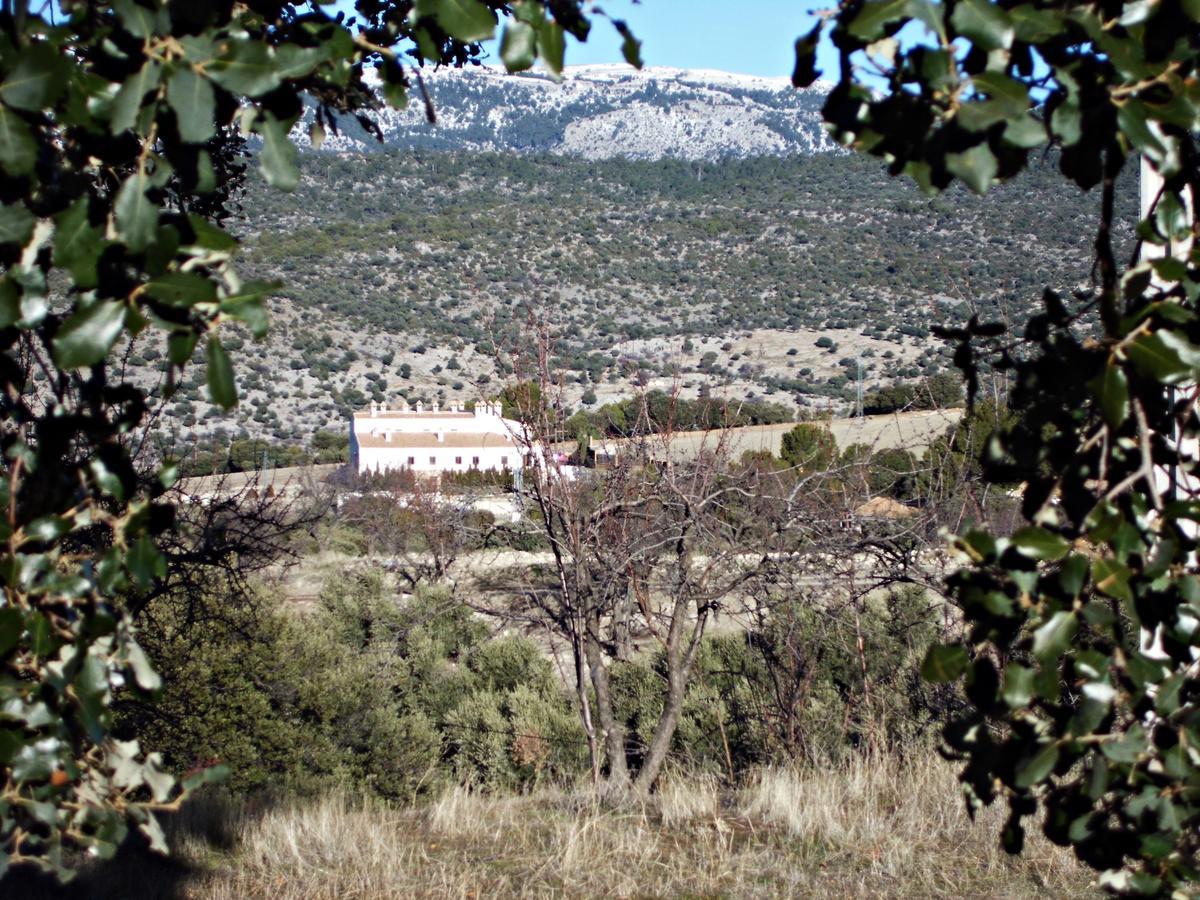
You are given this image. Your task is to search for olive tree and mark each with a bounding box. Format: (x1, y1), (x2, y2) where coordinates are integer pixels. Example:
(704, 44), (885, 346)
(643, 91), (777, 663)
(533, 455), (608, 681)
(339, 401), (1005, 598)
(796, 0), (1200, 891)
(0, 0), (630, 876)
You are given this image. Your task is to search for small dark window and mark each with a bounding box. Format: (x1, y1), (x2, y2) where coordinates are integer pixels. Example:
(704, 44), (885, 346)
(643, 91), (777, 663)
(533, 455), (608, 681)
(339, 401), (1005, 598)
(472, 456), (480, 466)
(429, 456), (436, 465)
(501, 456), (508, 466)
(406, 456), (415, 466)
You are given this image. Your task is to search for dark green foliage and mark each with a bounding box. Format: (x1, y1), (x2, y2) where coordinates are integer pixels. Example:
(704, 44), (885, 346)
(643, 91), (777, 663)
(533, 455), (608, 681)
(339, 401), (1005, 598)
(864, 373), (965, 414)
(919, 399), (1021, 529)
(172, 430), (349, 476)
(780, 423), (836, 472)
(311, 430), (351, 464)
(565, 390), (793, 440)
(0, 0), (616, 873)
(130, 574), (587, 798)
(609, 586), (946, 773)
(868, 449), (919, 500)
(804, 0), (1200, 890)
(439, 468), (515, 492)
(498, 380), (544, 421)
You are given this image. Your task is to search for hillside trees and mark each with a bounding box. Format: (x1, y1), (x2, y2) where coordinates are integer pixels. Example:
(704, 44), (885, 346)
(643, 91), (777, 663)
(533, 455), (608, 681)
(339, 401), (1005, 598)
(798, 0), (1200, 890)
(780, 423), (837, 472)
(0, 0), (623, 876)
(864, 372), (965, 414)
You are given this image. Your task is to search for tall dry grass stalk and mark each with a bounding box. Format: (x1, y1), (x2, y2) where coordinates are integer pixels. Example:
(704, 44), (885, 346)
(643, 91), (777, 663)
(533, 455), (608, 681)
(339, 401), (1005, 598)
(60, 754), (1094, 899)
(740, 753), (1082, 893)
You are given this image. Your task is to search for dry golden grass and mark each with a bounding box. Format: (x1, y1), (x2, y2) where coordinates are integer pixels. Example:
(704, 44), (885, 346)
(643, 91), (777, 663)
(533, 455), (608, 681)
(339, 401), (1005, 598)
(13, 754), (1097, 899)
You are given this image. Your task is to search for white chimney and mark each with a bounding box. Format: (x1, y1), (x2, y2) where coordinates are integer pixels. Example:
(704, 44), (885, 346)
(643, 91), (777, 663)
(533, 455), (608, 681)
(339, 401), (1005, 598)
(433, 400), (440, 413)
(436, 431), (444, 443)
(415, 400), (423, 413)
(370, 401), (378, 417)
(384, 432), (392, 442)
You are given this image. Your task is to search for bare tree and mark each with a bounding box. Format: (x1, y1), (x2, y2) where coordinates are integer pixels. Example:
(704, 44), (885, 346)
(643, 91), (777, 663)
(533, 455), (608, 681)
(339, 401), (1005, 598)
(338, 469), (494, 589)
(131, 467), (333, 624)
(482, 316), (977, 793)
(498, 325), (805, 794)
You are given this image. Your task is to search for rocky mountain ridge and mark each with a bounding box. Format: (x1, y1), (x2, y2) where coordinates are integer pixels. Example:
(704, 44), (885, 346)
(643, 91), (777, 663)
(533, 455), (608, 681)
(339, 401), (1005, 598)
(300, 64), (837, 161)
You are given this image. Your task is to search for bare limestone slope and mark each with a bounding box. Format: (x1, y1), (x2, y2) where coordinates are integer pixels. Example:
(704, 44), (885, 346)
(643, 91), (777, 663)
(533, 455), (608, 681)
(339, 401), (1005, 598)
(296, 65), (836, 161)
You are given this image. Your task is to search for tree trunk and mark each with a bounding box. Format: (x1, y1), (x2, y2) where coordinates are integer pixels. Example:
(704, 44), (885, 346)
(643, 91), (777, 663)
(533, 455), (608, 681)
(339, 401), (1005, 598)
(612, 580), (636, 661)
(583, 611), (629, 790)
(632, 604), (707, 794)
(632, 674), (686, 794)
(571, 632), (600, 785)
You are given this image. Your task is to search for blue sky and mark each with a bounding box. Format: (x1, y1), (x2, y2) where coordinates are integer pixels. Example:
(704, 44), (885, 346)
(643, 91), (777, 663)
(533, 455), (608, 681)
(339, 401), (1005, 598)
(478, 1), (838, 78)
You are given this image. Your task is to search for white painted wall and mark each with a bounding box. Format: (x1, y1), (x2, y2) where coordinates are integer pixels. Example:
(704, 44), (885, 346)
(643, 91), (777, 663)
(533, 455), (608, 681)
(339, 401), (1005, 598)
(356, 441), (520, 475)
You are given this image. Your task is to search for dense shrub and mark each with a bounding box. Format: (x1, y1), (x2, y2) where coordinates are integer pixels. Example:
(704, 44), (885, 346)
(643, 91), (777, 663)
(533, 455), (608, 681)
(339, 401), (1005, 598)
(127, 565), (950, 801)
(863, 372), (964, 414)
(779, 423), (836, 471)
(608, 586), (948, 776)
(128, 574), (586, 799)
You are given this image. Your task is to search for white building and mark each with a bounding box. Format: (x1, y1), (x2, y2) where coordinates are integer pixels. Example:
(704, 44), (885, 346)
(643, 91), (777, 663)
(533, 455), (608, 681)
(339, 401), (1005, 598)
(350, 400), (530, 475)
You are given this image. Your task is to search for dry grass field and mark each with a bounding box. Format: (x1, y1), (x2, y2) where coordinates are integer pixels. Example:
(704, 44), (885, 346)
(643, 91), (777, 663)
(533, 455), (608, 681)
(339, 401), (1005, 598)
(692, 407), (962, 456)
(586, 408), (964, 463)
(11, 754), (1095, 899)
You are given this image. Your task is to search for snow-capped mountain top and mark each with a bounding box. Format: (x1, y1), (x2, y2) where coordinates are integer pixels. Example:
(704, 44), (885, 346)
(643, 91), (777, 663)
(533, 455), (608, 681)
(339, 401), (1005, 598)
(301, 64), (836, 161)
(557, 63), (802, 90)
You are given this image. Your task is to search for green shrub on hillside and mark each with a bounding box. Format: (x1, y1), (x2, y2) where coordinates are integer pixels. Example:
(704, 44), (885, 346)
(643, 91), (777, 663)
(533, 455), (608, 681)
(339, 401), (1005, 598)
(128, 566), (948, 801)
(128, 574), (586, 799)
(780, 423), (837, 472)
(608, 586), (948, 775)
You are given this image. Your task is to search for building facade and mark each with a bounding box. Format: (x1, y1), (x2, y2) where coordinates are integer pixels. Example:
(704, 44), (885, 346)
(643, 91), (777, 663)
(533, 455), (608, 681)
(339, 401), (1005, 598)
(350, 400), (528, 475)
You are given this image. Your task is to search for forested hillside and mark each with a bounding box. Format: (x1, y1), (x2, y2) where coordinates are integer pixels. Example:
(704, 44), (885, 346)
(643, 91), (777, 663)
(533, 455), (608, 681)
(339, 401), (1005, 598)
(149, 150), (1134, 456)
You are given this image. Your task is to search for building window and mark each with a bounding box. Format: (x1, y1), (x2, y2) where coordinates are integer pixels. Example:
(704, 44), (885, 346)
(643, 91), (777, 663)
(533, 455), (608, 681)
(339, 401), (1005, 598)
(429, 456), (436, 465)
(501, 456), (508, 466)
(472, 456), (480, 466)
(407, 456), (414, 466)
(455, 456), (462, 465)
